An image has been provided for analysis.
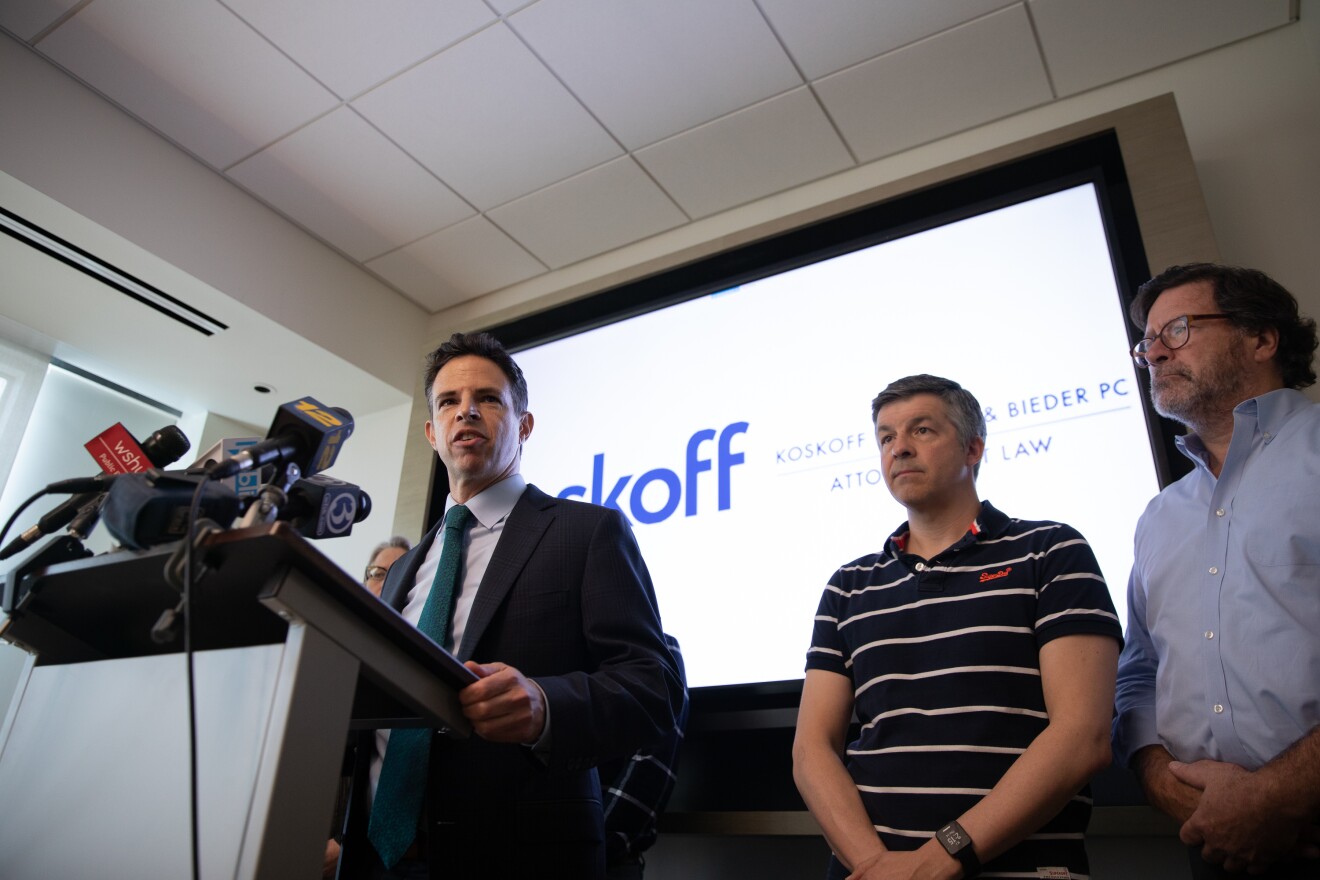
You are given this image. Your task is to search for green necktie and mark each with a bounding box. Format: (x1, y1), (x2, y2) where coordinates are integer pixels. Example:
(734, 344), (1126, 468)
(368, 504), (472, 868)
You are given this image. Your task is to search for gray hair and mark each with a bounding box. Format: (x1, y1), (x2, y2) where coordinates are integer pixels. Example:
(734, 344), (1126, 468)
(871, 374), (987, 478)
(365, 536), (412, 579)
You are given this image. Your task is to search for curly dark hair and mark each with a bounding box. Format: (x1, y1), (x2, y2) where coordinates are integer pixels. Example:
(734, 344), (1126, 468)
(1131, 263), (1317, 389)
(422, 332), (529, 414)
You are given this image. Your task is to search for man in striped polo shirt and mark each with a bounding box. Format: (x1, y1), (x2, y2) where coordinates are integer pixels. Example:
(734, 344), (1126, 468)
(793, 374), (1122, 880)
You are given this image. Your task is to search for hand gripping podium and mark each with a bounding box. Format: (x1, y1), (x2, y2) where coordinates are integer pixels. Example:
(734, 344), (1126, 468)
(0, 523), (476, 879)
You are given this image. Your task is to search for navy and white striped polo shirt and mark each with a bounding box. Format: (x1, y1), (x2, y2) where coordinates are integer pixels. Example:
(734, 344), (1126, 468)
(806, 500), (1122, 878)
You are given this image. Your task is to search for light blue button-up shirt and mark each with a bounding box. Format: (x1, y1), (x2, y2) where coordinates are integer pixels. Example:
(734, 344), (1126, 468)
(405, 473), (527, 656)
(1114, 388), (1320, 769)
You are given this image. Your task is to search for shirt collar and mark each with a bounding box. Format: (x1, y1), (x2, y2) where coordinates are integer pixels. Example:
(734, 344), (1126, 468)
(445, 473), (526, 530)
(1175, 388), (1310, 464)
(886, 500), (1008, 557)
(1247, 387), (1311, 436)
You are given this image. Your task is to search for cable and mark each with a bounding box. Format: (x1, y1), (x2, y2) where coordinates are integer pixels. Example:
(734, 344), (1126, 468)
(181, 476), (208, 880)
(0, 489), (52, 559)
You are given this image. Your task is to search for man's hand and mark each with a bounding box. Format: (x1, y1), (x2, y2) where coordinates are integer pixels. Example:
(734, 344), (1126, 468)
(1171, 759), (1308, 873)
(460, 661), (546, 744)
(845, 840), (961, 880)
(322, 839), (340, 879)
(1132, 744), (1201, 825)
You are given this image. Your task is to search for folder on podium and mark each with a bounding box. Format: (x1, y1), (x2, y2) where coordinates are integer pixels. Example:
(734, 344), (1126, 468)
(0, 523), (475, 880)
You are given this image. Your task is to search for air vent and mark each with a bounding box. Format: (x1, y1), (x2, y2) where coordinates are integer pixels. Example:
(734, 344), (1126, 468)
(0, 206), (228, 337)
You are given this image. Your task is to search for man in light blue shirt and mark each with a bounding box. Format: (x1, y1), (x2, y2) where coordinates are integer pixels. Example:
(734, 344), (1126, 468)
(1114, 263), (1320, 879)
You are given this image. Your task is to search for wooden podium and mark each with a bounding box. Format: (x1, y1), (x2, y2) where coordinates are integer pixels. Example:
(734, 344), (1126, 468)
(0, 523), (474, 880)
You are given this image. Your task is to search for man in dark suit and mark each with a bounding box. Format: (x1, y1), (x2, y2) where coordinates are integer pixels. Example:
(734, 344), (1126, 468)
(368, 331), (683, 880)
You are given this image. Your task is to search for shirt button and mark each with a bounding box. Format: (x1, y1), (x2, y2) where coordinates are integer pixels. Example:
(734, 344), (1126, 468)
(1205, 631), (1215, 640)
(1209, 567), (1218, 575)
(1216, 508), (1225, 517)
(1213, 704), (1224, 714)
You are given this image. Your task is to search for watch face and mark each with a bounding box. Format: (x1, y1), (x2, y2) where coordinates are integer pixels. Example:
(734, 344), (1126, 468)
(939, 822), (969, 853)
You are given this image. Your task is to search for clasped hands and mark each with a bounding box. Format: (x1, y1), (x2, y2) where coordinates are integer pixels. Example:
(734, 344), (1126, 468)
(1171, 758), (1320, 875)
(845, 840), (963, 880)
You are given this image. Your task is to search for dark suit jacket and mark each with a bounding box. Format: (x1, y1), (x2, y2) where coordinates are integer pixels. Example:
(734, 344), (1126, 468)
(378, 484), (683, 880)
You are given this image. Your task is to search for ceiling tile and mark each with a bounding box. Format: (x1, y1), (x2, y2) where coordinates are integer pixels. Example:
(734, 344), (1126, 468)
(636, 87), (853, 219)
(0, 0), (82, 41)
(352, 22), (622, 210)
(223, 0), (495, 99)
(227, 108), (473, 262)
(367, 216), (546, 310)
(758, 0), (1018, 80)
(815, 5), (1053, 164)
(488, 158), (687, 268)
(37, 0), (338, 169)
(485, 0), (537, 14)
(509, 0), (802, 149)
(1030, 0), (1293, 97)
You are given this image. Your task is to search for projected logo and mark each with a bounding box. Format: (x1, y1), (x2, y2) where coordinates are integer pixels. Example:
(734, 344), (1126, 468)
(556, 421), (749, 524)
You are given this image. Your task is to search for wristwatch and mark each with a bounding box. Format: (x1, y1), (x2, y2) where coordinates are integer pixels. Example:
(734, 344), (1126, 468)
(935, 820), (981, 878)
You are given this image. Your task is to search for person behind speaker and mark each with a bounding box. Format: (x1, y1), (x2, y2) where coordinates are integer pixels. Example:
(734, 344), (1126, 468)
(1113, 263), (1320, 878)
(793, 374), (1121, 879)
(363, 536), (411, 598)
(364, 331), (682, 880)
(599, 633), (690, 879)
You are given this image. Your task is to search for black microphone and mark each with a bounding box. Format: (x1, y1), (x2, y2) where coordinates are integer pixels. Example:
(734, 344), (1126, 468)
(282, 475), (372, 539)
(208, 398), (353, 482)
(43, 474), (125, 494)
(0, 425), (191, 560)
(65, 494), (107, 540)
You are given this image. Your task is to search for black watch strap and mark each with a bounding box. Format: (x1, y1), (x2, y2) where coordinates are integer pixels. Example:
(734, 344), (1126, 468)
(935, 820), (981, 878)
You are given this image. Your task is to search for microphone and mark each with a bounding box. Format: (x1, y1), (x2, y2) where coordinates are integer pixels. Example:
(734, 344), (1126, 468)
(65, 494), (107, 541)
(0, 424), (191, 560)
(208, 398), (353, 483)
(101, 471), (242, 551)
(282, 475), (372, 539)
(85, 423), (167, 476)
(43, 474), (125, 494)
(188, 436), (264, 498)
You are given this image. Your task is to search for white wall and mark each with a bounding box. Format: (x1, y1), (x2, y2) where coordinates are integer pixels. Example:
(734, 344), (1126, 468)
(0, 332), (47, 498)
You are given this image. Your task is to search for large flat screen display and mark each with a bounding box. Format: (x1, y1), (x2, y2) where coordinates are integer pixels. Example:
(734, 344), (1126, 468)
(460, 134), (1176, 695)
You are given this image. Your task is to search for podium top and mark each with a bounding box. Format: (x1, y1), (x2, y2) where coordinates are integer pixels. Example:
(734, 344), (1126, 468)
(0, 524), (475, 697)
(2, 524), (477, 734)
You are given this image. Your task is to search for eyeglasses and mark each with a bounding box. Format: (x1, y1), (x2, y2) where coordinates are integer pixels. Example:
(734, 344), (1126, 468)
(364, 565), (389, 582)
(1132, 314), (1234, 368)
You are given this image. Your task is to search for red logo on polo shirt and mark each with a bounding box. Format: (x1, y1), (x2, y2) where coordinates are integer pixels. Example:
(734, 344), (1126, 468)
(979, 567), (1012, 582)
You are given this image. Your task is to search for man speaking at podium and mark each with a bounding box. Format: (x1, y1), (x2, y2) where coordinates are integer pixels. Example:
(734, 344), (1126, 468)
(365, 332), (683, 880)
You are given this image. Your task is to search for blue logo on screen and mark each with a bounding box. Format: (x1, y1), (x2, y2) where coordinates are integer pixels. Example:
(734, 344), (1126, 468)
(556, 421), (749, 524)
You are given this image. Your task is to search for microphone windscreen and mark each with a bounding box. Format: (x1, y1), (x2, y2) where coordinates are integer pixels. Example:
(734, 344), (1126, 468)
(102, 472), (242, 550)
